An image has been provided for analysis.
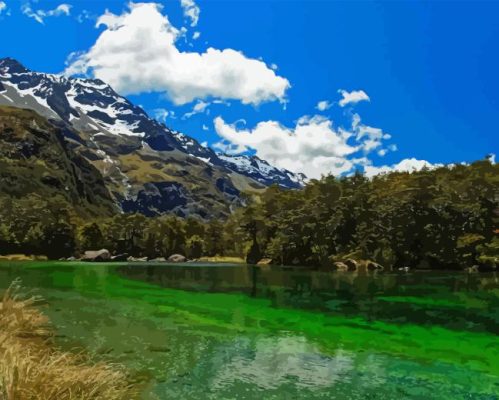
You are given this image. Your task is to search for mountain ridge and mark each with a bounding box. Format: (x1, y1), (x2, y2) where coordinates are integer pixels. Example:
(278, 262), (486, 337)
(0, 58), (306, 218)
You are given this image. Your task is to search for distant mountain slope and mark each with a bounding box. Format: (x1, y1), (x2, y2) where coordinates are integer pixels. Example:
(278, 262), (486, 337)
(0, 58), (305, 218)
(0, 106), (117, 217)
(218, 154), (306, 189)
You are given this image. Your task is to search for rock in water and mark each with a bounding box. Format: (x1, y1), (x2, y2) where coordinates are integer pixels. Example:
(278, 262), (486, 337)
(150, 257), (167, 262)
(333, 261), (349, 271)
(167, 254), (187, 263)
(111, 253), (128, 261)
(366, 260), (384, 271)
(81, 249), (111, 262)
(344, 259), (358, 271)
(127, 256), (148, 262)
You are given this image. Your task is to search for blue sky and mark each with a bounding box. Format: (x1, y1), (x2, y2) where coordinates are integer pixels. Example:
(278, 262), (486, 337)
(0, 0), (497, 178)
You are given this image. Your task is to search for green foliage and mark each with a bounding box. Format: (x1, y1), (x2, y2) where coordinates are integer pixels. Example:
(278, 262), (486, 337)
(226, 160), (498, 270)
(79, 223), (105, 251)
(0, 157), (496, 268)
(186, 235), (204, 259)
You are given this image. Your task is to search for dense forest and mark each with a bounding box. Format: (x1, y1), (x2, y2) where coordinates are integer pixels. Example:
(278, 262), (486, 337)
(0, 159), (497, 270)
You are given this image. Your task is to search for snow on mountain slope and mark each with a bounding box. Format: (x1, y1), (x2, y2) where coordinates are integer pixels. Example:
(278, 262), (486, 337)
(0, 58), (306, 217)
(218, 154), (306, 189)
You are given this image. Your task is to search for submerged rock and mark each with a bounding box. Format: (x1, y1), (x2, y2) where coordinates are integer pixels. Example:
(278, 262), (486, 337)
(81, 249), (111, 262)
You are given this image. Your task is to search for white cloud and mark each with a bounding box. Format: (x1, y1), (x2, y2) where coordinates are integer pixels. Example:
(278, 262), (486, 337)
(214, 114), (394, 179)
(182, 100), (210, 118)
(338, 89), (370, 107)
(76, 9), (95, 23)
(202, 124), (209, 131)
(65, 3), (290, 106)
(0, 2), (6, 15)
(351, 113), (393, 155)
(316, 100), (332, 112)
(153, 108), (172, 123)
(192, 31), (200, 40)
(363, 158), (442, 178)
(180, 0), (200, 27)
(21, 2), (72, 24)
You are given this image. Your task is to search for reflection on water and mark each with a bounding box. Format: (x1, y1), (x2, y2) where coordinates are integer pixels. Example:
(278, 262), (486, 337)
(209, 336), (354, 390)
(119, 263), (499, 334)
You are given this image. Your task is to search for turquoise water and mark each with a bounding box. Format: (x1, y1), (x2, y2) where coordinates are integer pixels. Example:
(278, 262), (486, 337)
(0, 261), (498, 399)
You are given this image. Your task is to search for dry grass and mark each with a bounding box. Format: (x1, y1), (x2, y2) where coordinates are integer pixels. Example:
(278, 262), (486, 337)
(0, 255), (48, 261)
(0, 279), (138, 400)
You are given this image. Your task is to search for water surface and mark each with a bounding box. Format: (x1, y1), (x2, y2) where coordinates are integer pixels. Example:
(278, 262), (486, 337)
(0, 262), (497, 399)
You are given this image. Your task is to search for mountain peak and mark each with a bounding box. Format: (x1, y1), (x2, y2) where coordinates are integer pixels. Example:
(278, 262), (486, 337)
(218, 153), (306, 188)
(0, 58), (305, 218)
(0, 58), (29, 74)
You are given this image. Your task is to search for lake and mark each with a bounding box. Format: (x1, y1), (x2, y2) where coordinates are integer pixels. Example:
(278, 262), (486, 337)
(0, 261), (498, 399)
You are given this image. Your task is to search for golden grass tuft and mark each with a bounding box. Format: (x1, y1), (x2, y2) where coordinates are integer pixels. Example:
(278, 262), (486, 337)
(0, 279), (138, 400)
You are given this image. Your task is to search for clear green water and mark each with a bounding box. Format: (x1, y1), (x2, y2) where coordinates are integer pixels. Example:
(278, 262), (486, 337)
(0, 261), (498, 399)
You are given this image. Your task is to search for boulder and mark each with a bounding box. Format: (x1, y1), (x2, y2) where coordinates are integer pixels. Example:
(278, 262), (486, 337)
(111, 253), (128, 262)
(67, 256), (77, 261)
(81, 249), (111, 262)
(257, 258), (273, 265)
(366, 260), (384, 271)
(332, 261), (349, 272)
(167, 254), (187, 263)
(398, 266), (410, 272)
(127, 256), (148, 262)
(344, 259), (358, 271)
(466, 265), (480, 273)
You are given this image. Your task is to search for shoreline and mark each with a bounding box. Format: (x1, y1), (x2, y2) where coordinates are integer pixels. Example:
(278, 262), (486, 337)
(0, 280), (138, 400)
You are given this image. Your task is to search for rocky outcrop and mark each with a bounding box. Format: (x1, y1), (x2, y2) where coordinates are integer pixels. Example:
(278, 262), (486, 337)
(81, 249), (111, 262)
(0, 107), (117, 218)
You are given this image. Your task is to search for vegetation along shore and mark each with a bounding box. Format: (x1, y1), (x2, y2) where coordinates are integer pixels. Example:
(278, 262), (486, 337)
(1, 159), (497, 272)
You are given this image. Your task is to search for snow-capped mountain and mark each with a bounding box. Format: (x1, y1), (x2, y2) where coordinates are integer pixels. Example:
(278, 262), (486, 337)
(0, 58), (305, 218)
(218, 154), (306, 189)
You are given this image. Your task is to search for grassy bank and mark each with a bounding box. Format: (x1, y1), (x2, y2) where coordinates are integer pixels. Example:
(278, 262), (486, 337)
(0, 280), (137, 400)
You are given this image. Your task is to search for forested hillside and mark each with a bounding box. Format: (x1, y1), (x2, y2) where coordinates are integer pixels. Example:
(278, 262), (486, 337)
(230, 160), (498, 270)
(1, 136), (496, 270)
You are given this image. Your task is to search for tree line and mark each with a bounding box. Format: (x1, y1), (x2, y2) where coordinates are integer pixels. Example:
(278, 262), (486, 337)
(0, 159), (497, 270)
